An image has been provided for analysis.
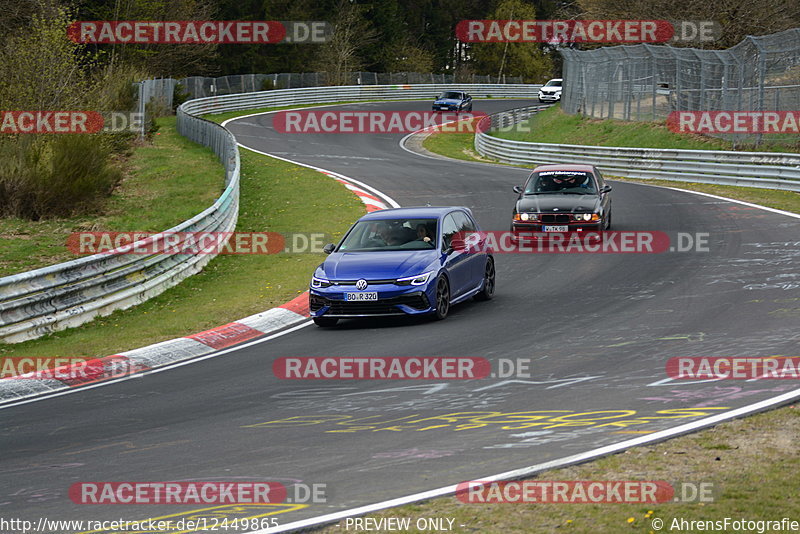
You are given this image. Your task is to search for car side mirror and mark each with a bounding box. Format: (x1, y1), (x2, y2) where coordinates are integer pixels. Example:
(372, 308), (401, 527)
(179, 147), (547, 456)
(448, 237), (465, 254)
(601, 185), (612, 193)
(513, 185), (523, 194)
(323, 243), (336, 254)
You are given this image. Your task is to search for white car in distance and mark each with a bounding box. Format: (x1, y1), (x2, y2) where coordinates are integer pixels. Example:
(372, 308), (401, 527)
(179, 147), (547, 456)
(538, 78), (562, 103)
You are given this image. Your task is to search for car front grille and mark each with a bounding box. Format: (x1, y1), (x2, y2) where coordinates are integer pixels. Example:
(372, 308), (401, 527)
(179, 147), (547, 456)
(311, 294), (429, 315)
(541, 214), (571, 223)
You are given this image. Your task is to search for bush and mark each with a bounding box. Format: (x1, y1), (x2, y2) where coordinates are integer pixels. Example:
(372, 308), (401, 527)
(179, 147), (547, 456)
(0, 135), (121, 220)
(172, 82), (191, 112)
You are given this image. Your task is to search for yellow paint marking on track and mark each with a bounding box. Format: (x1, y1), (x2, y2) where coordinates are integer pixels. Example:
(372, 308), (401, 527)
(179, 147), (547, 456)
(613, 430), (655, 434)
(77, 503), (307, 534)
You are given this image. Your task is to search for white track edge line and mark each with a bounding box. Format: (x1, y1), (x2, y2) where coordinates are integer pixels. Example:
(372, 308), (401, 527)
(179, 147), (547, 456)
(252, 386), (800, 533)
(0, 320), (312, 411)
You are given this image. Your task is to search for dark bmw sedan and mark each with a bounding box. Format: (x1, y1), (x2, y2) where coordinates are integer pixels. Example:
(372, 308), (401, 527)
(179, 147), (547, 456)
(432, 91), (473, 112)
(511, 164), (612, 234)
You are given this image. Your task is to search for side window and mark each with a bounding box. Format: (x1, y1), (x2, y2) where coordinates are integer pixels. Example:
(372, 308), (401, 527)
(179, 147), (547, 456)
(594, 168), (605, 188)
(453, 211), (476, 233)
(441, 214), (459, 249)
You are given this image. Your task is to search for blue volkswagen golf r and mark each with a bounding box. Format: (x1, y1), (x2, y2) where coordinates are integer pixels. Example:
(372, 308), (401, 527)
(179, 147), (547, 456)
(309, 207), (495, 326)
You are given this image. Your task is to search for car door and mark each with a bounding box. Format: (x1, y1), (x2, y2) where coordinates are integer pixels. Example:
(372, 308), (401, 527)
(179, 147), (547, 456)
(594, 168), (612, 218)
(441, 212), (472, 297)
(452, 210), (484, 289)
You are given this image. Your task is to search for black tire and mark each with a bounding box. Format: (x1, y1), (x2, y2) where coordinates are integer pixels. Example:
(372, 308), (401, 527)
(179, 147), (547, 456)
(538, 98), (545, 103)
(474, 257), (496, 301)
(313, 316), (339, 327)
(433, 275), (450, 320)
(605, 211), (612, 230)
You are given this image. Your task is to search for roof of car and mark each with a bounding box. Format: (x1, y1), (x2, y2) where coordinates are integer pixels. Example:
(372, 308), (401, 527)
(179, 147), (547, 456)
(359, 207), (469, 220)
(532, 164), (596, 173)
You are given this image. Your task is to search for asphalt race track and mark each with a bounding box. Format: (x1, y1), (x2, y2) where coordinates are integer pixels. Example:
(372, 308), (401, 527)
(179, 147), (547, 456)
(2, 100), (799, 531)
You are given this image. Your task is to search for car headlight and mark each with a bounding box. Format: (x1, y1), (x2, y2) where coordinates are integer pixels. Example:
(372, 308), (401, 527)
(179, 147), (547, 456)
(514, 212), (539, 222)
(311, 276), (332, 288)
(573, 213), (600, 222)
(396, 271), (433, 286)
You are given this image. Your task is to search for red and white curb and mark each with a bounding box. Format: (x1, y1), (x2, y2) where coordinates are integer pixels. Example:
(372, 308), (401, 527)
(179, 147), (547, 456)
(0, 131), (399, 406)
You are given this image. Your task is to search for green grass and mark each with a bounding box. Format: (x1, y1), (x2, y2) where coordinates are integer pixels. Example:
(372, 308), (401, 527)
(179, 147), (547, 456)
(0, 117), (222, 277)
(0, 115), (364, 360)
(318, 404), (800, 533)
(492, 105), (800, 153)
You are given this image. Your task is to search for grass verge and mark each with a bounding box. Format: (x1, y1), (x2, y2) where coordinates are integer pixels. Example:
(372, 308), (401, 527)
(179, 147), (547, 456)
(319, 404), (800, 533)
(492, 105), (800, 153)
(0, 113), (364, 360)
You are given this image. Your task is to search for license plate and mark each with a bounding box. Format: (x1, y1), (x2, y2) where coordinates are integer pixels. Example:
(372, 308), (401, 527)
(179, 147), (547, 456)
(438, 106), (449, 110)
(543, 225), (568, 232)
(346, 292), (378, 301)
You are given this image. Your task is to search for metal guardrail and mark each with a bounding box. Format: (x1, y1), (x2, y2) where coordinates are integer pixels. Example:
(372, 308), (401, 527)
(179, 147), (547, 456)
(180, 84), (540, 115)
(0, 84), (539, 343)
(476, 107), (800, 192)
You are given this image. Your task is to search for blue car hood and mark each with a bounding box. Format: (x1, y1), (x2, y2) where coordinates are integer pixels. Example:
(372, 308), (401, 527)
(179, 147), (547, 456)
(321, 250), (439, 280)
(434, 98), (462, 105)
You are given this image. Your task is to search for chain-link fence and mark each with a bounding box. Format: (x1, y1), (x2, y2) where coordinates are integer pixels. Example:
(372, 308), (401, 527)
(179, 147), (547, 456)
(137, 71), (526, 137)
(561, 28), (800, 144)
(178, 72), (523, 99)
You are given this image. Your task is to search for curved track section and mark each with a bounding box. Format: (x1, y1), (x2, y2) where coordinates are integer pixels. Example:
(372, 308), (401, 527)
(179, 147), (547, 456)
(1, 100), (799, 532)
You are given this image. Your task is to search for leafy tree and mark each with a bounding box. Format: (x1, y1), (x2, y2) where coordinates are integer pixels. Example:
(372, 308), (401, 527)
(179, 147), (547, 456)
(576, 0), (800, 49)
(470, 0), (554, 82)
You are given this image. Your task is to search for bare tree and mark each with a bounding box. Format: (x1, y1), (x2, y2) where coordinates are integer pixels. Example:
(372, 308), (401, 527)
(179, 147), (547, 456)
(313, 0), (377, 86)
(576, 0), (800, 49)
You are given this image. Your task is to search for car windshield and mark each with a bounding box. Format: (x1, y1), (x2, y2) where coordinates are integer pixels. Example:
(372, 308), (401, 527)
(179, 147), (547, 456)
(524, 171), (597, 194)
(338, 218), (438, 252)
(438, 91), (462, 100)
(544, 80), (562, 87)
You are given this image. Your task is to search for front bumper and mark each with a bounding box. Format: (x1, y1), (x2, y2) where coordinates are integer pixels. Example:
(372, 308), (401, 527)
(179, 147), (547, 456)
(309, 284), (434, 318)
(538, 93), (560, 102)
(432, 103), (461, 111)
(511, 222), (602, 235)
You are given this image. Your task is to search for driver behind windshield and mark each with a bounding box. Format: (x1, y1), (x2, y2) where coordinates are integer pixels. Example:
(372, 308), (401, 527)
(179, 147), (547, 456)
(528, 172), (595, 193)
